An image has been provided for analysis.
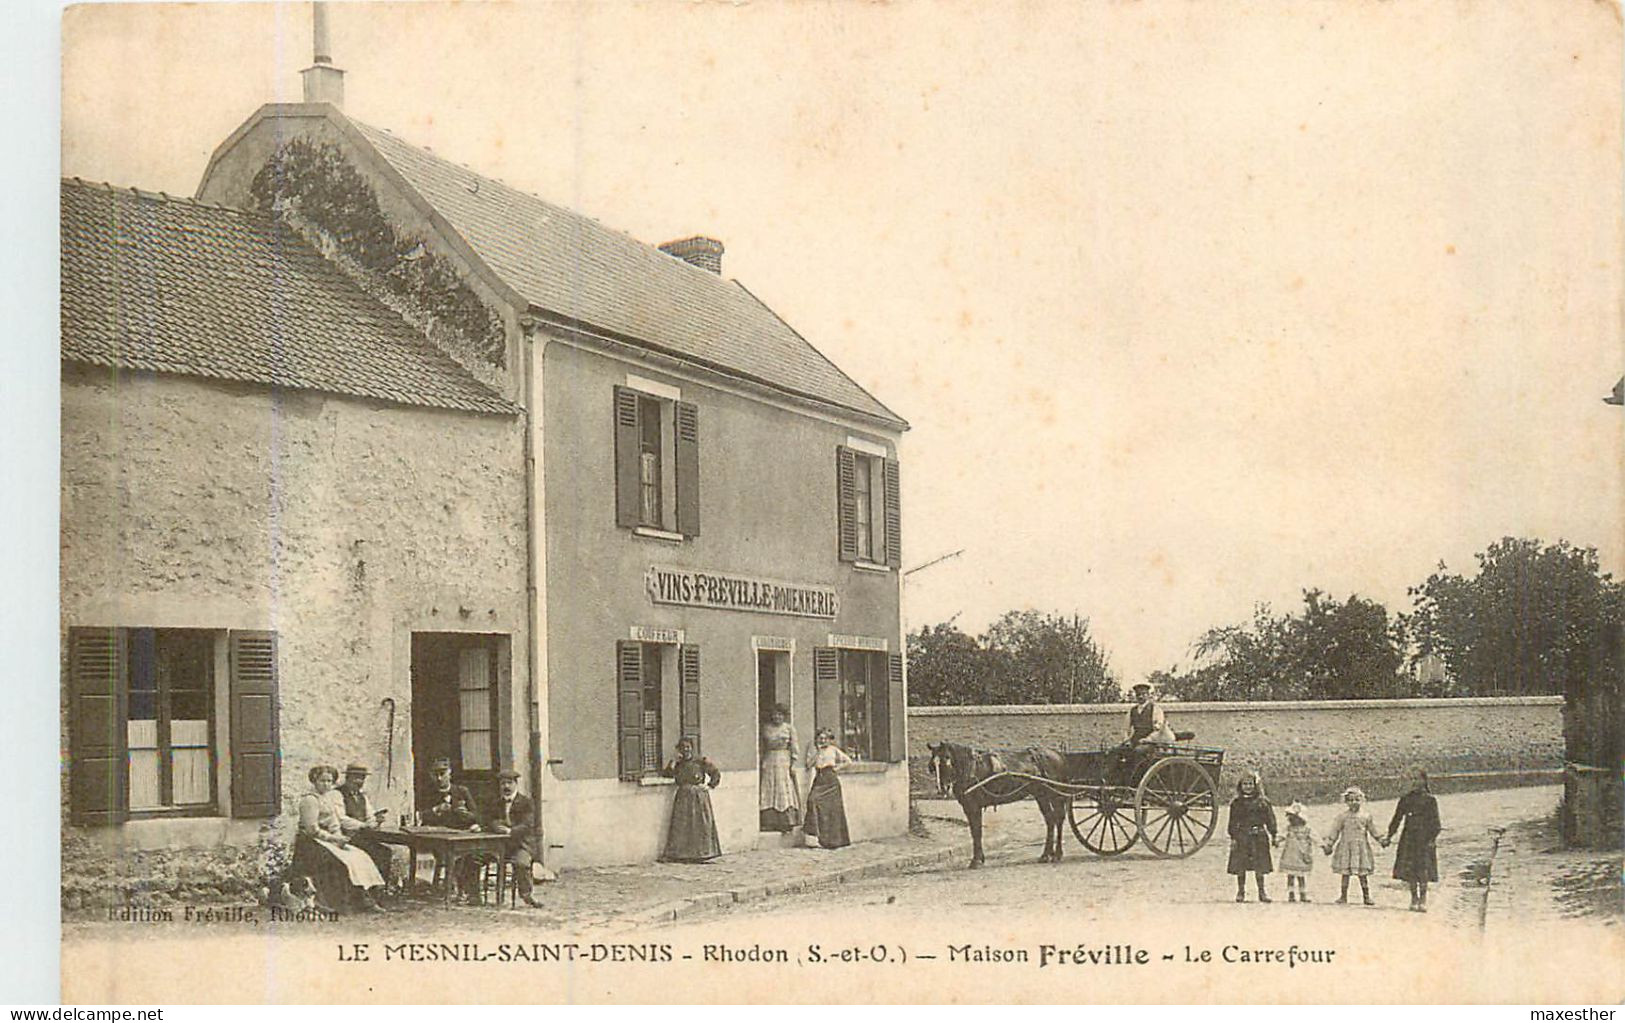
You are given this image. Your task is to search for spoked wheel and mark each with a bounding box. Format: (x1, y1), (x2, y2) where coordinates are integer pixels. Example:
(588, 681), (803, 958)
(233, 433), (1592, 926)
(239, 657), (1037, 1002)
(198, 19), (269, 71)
(1135, 757), (1218, 858)
(1068, 786), (1139, 856)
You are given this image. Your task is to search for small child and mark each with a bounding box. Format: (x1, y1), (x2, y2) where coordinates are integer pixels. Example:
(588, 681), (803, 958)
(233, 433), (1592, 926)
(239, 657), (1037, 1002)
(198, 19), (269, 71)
(1322, 785), (1389, 905)
(1274, 800), (1316, 903)
(1226, 771), (1277, 902)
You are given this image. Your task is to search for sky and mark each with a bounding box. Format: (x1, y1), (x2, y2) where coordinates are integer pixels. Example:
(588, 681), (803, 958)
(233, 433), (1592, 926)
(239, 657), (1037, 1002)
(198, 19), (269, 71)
(58, 0), (1625, 683)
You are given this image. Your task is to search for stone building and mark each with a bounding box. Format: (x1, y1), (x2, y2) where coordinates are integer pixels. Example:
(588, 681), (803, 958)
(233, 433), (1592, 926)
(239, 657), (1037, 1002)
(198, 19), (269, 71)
(60, 179), (526, 900)
(61, 37), (908, 888)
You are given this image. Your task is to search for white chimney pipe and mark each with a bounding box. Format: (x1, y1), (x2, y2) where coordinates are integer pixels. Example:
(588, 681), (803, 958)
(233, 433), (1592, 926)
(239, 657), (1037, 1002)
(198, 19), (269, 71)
(301, 2), (345, 107)
(312, 2), (333, 64)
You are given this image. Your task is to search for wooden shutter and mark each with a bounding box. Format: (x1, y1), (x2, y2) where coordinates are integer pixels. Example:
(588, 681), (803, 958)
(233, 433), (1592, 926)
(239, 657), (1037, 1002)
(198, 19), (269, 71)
(69, 627), (128, 825)
(882, 457), (902, 569)
(675, 401), (701, 538)
(228, 631), (280, 819)
(813, 647), (840, 739)
(835, 446), (858, 562)
(616, 641), (644, 779)
(886, 651), (906, 763)
(613, 386), (642, 529)
(678, 644), (701, 755)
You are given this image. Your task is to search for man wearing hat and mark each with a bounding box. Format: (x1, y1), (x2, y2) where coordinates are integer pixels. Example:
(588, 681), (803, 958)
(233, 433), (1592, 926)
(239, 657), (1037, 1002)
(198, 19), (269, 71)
(337, 763), (393, 885)
(1115, 682), (1174, 781)
(419, 757), (482, 901)
(1125, 682), (1173, 746)
(482, 770), (541, 907)
(419, 757), (479, 829)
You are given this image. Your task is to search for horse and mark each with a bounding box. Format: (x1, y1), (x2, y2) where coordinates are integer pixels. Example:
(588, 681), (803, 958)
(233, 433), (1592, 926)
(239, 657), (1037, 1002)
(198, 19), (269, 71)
(926, 741), (1074, 869)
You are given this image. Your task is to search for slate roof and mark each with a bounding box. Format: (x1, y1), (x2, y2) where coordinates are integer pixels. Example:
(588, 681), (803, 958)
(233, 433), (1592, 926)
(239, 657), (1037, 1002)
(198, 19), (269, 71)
(61, 179), (515, 415)
(350, 120), (905, 428)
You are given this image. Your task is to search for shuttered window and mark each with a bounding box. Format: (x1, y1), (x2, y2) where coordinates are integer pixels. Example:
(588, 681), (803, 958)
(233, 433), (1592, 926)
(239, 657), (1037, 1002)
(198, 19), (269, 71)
(69, 628), (127, 825)
(679, 643), (702, 756)
(227, 631), (281, 819)
(616, 641), (645, 780)
(813, 646), (903, 763)
(837, 446), (900, 566)
(69, 627), (280, 824)
(614, 385), (700, 538)
(616, 641), (701, 778)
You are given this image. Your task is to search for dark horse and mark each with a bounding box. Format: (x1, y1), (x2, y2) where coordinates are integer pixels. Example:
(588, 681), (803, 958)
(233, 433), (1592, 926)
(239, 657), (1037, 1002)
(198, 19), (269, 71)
(926, 741), (1072, 868)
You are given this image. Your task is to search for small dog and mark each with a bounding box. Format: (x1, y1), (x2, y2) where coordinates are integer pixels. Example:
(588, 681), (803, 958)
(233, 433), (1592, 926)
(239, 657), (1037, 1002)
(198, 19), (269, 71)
(270, 875), (319, 912)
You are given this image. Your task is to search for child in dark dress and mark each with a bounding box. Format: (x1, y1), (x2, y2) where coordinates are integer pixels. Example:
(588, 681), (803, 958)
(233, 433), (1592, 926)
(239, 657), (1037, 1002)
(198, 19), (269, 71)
(660, 738), (722, 863)
(1226, 770), (1277, 903)
(1387, 767), (1442, 912)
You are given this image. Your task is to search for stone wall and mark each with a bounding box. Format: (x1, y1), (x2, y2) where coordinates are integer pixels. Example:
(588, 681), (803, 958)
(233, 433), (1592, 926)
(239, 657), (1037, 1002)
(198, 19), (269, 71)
(908, 697), (1564, 802)
(61, 366), (528, 907)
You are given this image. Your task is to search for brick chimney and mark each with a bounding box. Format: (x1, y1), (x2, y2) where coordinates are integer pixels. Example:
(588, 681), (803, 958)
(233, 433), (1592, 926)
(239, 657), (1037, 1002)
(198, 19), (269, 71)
(658, 236), (725, 275)
(301, 3), (345, 107)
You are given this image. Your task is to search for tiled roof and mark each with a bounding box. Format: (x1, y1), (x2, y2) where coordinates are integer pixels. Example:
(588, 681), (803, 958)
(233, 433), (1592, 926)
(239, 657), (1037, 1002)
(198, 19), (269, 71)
(61, 179), (515, 415)
(351, 121), (905, 428)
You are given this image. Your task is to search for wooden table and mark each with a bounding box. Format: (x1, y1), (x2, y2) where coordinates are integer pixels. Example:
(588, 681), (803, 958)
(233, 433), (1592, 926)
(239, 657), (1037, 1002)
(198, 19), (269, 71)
(359, 827), (513, 907)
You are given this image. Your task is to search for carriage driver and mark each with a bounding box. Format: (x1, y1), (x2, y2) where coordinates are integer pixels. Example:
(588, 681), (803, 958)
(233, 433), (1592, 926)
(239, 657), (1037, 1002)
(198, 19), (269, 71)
(1126, 682), (1175, 746)
(1114, 682), (1174, 781)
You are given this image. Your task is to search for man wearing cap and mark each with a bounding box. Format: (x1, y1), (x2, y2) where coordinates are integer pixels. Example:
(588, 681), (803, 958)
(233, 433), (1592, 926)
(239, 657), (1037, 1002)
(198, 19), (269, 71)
(419, 757), (481, 901)
(419, 757), (479, 829)
(482, 770), (541, 907)
(1115, 682), (1174, 781)
(1125, 682), (1173, 746)
(337, 763), (394, 885)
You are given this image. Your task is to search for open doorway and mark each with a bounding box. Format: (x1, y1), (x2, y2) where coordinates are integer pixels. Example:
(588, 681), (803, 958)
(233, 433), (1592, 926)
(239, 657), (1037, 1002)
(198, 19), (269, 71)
(410, 633), (507, 810)
(756, 647), (794, 832)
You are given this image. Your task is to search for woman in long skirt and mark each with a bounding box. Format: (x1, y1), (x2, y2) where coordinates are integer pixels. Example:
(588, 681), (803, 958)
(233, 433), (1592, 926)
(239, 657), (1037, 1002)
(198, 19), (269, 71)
(1387, 767), (1442, 912)
(660, 739), (722, 862)
(290, 765), (388, 912)
(802, 728), (853, 850)
(759, 704), (801, 832)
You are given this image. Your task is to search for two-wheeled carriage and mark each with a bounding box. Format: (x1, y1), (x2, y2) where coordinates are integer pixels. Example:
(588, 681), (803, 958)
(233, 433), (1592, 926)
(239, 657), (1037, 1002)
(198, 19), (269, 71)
(926, 737), (1226, 866)
(1059, 741), (1224, 857)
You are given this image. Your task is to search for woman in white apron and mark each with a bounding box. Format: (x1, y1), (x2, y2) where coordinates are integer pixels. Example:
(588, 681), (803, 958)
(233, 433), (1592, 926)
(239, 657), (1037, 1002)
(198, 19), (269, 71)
(292, 765), (387, 912)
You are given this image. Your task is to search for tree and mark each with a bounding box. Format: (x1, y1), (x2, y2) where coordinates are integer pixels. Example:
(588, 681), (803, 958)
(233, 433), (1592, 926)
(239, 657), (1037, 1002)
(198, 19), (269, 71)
(1405, 538), (1623, 698)
(906, 622), (996, 706)
(1157, 590), (1410, 701)
(906, 611), (1117, 706)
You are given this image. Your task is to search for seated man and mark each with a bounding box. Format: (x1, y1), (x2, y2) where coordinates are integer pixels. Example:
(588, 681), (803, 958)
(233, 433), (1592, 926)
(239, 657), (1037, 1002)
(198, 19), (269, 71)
(1113, 682), (1174, 782)
(336, 763), (393, 886)
(417, 757), (481, 901)
(1125, 682), (1174, 747)
(482, 770), (541, 908)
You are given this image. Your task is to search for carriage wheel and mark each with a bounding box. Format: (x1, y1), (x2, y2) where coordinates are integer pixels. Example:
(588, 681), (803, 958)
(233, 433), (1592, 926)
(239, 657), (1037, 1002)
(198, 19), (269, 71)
(1135, 757), (1218, 859)
(1068, 787), (1139, 856)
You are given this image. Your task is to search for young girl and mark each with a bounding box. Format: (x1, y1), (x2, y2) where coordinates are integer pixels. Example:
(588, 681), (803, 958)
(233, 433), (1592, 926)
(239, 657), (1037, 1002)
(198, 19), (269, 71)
(1226, 771), (1277, 902)
(803, 728), (853, 850)
(1274, 800), (1317, 903)
(1323, 785), (1388, 905)
(1387, 767), (1442, 912)
(660, 738), (722, 863)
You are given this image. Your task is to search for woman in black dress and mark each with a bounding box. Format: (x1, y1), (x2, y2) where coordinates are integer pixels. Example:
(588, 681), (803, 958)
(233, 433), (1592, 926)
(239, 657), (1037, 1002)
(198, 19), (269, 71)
(802, 728), (853, 849)
(1387, 767), (1442, 912)
(660, 739), (723, 862)
(1226, 770), (1277, 903)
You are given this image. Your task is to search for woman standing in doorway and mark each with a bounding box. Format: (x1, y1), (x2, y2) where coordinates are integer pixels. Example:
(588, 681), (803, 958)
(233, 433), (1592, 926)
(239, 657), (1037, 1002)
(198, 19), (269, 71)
(803, 728), (853, 850)
(759, 704), (802, 832)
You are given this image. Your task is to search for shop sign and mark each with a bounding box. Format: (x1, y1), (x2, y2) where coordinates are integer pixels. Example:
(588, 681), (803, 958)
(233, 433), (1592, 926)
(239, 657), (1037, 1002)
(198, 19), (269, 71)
(828, 633), (888, 651)
(645, 564), (840, 620)
(630, 625), (684, 645)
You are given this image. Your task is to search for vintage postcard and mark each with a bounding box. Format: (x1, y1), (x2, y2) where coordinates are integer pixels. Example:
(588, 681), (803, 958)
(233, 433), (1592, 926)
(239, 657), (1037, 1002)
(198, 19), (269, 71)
(57, 0), (1623, 1005)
